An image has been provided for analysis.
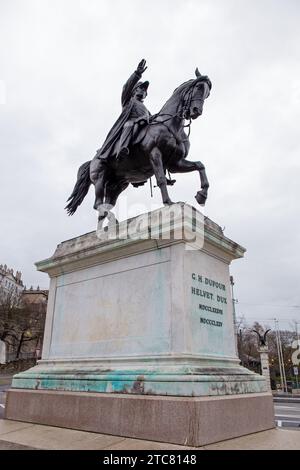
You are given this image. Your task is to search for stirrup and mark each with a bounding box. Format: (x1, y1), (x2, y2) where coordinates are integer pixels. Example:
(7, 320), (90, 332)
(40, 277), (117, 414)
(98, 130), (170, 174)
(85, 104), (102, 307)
(166, 177), (176, 186)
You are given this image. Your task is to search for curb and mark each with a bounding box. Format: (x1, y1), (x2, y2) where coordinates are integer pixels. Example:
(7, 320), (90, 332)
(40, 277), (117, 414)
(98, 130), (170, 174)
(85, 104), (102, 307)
(274, 397), (300, 403)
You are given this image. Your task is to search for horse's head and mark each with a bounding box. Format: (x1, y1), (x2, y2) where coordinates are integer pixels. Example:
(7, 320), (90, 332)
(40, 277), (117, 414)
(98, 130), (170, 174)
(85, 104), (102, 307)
(182, 68), (212, 120)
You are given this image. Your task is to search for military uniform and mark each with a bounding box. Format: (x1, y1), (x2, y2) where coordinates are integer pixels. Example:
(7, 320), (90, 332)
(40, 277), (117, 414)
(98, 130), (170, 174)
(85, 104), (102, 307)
(94, 70), (149, 161)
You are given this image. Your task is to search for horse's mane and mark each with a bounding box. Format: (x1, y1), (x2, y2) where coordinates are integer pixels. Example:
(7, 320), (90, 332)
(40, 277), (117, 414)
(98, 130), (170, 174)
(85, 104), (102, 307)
(158, 79), (195, 114)
(160, 77), (211, 114)
(173, 76), (212, 96)
(173, 79), (195, 96)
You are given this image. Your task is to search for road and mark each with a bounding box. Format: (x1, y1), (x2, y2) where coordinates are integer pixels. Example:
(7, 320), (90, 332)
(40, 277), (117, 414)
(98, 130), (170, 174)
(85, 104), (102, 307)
(274, 399), (300, 429)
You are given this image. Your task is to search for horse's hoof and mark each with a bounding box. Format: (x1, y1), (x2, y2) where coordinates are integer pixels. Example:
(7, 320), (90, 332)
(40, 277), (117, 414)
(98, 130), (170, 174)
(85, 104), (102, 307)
(98, 211), (108, 222)
(195, 191), (207, 206)
(164, 200), (174, 206)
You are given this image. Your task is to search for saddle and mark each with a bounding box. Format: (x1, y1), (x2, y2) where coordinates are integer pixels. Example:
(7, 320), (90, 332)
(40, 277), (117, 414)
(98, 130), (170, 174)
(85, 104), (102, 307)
(130, 114), (159, 147)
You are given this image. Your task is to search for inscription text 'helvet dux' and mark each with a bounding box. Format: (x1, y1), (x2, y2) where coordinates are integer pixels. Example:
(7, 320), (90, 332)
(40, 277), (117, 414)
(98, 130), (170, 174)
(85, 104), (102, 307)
(65, 59), (212, 224)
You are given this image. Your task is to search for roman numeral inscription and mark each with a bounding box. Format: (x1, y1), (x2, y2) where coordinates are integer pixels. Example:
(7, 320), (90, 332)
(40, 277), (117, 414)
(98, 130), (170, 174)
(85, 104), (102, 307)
(191, 273), (228, 328)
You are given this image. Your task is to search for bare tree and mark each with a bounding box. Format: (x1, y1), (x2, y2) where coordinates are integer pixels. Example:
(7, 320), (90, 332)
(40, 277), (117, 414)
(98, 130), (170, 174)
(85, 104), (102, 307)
(237, 320), (297, 386)
(0, 286), (22, 346)
(0, 286), (46, 360)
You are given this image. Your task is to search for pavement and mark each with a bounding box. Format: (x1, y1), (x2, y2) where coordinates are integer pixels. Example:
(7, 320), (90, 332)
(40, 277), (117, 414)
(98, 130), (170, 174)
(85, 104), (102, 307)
(0, 419), (299, 450)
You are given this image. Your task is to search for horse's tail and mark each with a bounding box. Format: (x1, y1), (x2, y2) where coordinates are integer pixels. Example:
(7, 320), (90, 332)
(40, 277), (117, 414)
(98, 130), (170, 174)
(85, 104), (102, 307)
(65, 160), (91, 215)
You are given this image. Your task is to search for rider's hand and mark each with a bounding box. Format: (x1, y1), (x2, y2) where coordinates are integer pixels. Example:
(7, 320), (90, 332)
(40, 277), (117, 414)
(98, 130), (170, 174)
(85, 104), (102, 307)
(136, 59), (147, 75)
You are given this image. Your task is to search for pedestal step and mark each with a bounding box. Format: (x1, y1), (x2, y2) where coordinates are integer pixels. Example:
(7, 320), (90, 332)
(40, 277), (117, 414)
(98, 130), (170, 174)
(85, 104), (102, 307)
(5, 389), (275, 447)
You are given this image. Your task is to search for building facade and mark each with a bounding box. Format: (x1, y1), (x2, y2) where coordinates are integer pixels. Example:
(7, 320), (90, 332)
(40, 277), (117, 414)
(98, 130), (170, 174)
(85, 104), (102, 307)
(0, 264), (24, 298)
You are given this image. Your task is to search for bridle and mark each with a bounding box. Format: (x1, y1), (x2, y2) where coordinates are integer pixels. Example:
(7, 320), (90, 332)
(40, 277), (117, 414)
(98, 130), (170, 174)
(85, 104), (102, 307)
(146, 78), (209, 197)
(149, 80), (208, 142)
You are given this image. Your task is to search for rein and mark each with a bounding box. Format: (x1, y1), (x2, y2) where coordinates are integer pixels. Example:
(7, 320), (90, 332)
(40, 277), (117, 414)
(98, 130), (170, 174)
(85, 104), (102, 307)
(145, 80), (207, 197)
(149, 81), (203, 141)
(149, 112), (192, 143)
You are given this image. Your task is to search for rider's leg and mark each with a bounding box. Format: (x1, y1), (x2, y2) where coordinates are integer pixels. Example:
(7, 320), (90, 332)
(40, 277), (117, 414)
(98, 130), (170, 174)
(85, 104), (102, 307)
(117, 122), (134, 159)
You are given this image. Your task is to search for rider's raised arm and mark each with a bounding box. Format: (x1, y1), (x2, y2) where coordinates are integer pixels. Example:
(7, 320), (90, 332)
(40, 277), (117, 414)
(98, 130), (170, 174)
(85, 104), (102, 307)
(121, 70), (141, 107)
(121, 59), (147, 107)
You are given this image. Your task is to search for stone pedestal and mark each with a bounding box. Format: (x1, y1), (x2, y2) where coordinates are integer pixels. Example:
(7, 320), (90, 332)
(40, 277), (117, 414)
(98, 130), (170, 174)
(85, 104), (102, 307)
(6, 204), (275, 445)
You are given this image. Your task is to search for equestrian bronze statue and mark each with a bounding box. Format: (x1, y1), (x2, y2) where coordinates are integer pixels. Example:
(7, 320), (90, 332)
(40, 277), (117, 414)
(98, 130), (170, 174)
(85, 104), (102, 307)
(66, 59), (212, 224)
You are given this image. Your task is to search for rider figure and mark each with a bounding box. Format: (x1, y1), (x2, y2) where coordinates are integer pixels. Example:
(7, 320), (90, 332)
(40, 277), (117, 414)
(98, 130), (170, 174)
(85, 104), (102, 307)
(92, 59), (150, 166)
(117, 59), (150, 160)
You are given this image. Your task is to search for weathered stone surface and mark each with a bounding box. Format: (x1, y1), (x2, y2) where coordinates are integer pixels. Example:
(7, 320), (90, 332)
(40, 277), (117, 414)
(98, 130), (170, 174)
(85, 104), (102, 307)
(11, 204), (266, 396)
(5, 390), (275, 447)
(6, 204), (275, 445)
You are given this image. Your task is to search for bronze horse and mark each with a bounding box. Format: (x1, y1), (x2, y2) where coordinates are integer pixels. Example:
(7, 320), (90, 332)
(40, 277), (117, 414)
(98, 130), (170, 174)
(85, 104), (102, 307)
(66, 69), (211, 223)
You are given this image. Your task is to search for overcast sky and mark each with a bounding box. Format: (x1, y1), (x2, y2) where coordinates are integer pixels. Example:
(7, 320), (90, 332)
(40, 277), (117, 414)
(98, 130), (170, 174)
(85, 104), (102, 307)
(1, 0), (299, 329)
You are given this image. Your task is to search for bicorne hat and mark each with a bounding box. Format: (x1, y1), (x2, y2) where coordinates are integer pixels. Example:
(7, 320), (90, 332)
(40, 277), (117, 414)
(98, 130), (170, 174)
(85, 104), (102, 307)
(135, 81), (149, 91)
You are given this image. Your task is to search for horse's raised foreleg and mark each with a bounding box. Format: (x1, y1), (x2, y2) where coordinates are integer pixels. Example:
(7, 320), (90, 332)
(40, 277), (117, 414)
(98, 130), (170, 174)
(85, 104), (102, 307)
(169, 159), (209, 206)
(150, 147), (173, 205)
